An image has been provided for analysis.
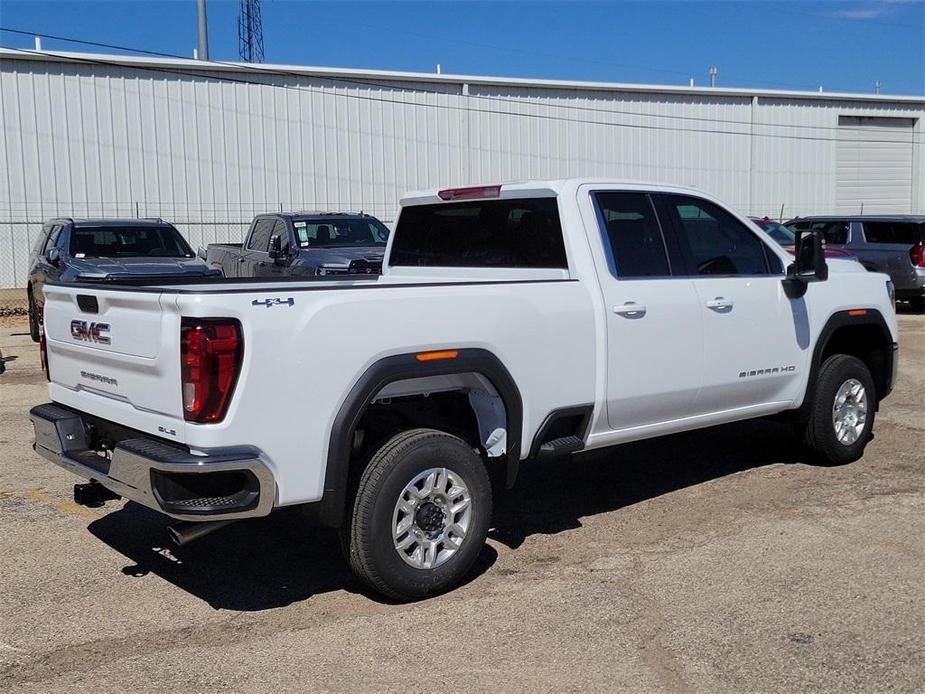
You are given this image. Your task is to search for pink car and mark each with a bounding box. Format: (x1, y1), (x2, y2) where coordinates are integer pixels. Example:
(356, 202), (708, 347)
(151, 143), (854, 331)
(750, 217), (857, 260)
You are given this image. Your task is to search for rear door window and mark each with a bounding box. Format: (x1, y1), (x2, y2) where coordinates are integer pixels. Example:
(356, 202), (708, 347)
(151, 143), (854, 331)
(390, 198), (567, 268)
(593, 192), (671, 278)
(863, 222), (924, 245)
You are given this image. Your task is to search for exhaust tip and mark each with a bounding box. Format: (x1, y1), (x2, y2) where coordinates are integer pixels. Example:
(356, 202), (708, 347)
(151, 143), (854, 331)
(168, 519), (234, 546)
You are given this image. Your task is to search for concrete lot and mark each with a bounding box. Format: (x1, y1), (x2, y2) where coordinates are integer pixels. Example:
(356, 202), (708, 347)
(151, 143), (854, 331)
(0, 313), (922, 693)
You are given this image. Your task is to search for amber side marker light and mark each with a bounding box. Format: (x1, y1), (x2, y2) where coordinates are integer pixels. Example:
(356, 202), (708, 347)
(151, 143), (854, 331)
(416, 350), (459, 362)
(848, 309), (868, 317)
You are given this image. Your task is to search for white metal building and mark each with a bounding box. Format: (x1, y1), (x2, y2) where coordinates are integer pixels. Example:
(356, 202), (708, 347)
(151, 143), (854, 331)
(1, 48), (923, 288)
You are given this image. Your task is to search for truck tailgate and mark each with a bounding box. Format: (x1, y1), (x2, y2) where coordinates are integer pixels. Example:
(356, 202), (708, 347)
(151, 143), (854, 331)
(43, 284), (185, 436)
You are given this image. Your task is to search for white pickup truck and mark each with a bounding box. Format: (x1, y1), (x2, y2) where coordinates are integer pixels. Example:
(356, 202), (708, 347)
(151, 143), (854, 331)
(31, 179), (898, 600)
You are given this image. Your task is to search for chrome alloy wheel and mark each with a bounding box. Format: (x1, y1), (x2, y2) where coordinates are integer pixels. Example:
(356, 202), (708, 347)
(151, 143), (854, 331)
(832, 378), (868, 445)
(392, 467), (472, 570)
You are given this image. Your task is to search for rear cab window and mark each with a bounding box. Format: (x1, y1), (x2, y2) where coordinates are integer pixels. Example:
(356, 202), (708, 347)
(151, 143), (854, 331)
(390, 197), (567, 269)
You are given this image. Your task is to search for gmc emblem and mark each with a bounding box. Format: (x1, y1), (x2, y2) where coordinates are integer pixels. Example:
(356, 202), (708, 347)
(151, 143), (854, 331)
(70, 320), (111, 345)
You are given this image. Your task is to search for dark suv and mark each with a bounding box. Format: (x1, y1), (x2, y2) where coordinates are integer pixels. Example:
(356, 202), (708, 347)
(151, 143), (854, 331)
(27, 218), (219, 341)
(785, 215), (925, 311)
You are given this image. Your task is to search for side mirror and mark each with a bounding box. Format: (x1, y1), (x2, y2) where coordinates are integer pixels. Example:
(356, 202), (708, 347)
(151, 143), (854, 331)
(46, 247), (61, 265)
(268, 234), (283, 261)
(197, 246), (208, 261)
(783, 229), (828, 298)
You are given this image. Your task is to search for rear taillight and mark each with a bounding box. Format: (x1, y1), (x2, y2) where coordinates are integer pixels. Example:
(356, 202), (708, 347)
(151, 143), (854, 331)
(910, 243), (925, 268)
(180, 318), (242, 423)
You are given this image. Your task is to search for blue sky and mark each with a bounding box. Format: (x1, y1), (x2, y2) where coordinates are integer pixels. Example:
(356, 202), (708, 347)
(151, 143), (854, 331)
(1, 1), (923, 94)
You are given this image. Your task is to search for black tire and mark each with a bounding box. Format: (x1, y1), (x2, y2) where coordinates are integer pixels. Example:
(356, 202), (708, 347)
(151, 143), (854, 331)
(908, 296), (925, 313)
(28, 290), (40, 343)
(801, 354), (876, 465)
(341, 428), (492, 601)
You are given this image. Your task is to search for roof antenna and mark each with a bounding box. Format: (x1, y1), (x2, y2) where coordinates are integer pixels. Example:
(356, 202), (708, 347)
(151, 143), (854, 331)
(709, 65), (717, 87)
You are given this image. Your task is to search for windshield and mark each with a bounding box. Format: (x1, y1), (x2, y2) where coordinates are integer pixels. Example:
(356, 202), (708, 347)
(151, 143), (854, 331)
(753, 219), (796, 245)
(69, 226), (194, 258)
(293, 218), (390, 249)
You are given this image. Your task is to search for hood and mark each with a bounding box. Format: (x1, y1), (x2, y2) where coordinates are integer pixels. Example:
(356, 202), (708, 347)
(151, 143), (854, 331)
(69, 255), (221, 279)
(299, 246), (385, 269)
(300, 246), (385, 264)
(781, 244), (858, 260)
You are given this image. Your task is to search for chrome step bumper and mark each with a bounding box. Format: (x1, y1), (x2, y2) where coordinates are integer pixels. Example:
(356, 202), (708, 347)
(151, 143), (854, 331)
(29, 403), (276, 521)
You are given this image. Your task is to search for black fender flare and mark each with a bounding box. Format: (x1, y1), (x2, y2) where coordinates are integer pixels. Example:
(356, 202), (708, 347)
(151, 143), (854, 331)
(316, 348), (523, 526)
(797, 308), (896, 417)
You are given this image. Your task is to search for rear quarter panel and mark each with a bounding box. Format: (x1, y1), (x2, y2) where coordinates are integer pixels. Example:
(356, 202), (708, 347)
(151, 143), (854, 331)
(174, 279), (597, 505)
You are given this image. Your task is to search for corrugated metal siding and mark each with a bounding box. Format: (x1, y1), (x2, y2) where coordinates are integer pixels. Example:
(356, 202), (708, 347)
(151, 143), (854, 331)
(1, 55), (923, 287)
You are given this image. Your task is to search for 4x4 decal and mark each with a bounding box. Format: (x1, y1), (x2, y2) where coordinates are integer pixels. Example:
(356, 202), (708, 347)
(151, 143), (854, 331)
(251, 297), (295, 308)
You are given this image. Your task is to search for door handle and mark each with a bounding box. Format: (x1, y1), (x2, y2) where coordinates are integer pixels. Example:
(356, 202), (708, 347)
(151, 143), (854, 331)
(613, 301), (647, 318)
(706, 297), (734, 311)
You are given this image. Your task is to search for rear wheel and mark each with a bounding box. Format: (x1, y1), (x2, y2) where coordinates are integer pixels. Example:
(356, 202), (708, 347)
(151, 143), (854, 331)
(801, 354), (876, 465)
(341, 428), (491, 601)
(908, 296), (925, 313)
(28, 289), (40, 343)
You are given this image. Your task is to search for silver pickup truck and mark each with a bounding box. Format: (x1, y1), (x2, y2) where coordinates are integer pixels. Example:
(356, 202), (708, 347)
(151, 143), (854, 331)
(786, 215), (925, 311)
(205, 212), (390, 278)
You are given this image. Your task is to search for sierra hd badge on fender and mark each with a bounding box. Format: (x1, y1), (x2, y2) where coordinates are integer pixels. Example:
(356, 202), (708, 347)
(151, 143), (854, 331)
(70, 320), (111, 344)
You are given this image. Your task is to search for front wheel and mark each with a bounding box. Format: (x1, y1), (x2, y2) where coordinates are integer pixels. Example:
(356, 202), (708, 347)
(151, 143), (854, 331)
(908, 296), (925, 313)
(801, 354), (876, 465)
(341, 428), (492, 601)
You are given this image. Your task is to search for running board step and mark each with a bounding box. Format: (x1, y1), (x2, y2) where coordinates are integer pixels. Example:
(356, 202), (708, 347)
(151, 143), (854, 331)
(536, 435), (584, 459)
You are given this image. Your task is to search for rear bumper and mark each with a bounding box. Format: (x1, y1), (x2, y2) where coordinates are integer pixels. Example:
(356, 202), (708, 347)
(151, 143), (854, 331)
(894, 268), (925, 297)
(29, 403), (276, 521)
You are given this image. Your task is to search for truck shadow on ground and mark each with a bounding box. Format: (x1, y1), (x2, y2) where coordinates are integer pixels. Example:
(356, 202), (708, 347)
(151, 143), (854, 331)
(489, 418), (806, 550)
(88, 418), (805, 611)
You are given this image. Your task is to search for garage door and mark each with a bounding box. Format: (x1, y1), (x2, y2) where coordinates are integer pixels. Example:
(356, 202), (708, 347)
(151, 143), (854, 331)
(836, 116), (915, 214)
